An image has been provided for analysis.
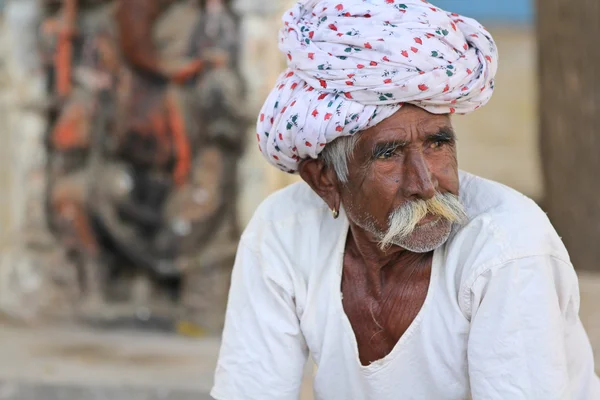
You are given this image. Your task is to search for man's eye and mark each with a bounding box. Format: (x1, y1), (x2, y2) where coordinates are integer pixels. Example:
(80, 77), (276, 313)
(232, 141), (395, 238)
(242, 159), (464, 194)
(430, 140), (446, 149)
(377, 149), (396, 159)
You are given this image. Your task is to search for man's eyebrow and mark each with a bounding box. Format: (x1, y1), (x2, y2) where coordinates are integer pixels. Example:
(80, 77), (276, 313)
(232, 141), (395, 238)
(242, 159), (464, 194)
(426, 127), (456, 142)
(371, 140), (406, 158)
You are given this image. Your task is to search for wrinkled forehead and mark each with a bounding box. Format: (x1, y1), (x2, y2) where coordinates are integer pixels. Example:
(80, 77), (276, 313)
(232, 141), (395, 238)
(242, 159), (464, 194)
(356, 105), (452, 148)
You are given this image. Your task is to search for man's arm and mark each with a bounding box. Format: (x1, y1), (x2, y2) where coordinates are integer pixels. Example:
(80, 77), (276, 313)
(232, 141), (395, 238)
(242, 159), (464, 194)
(467, 255), (599, 399)
(211, 240), (308, 400)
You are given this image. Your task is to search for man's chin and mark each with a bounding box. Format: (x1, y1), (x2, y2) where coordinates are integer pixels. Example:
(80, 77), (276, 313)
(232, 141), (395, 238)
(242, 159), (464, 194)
(390, 218), (453, 253)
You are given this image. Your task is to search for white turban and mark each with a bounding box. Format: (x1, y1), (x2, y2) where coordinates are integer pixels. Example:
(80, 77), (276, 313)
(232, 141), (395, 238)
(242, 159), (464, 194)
(257, 0), (499, 173)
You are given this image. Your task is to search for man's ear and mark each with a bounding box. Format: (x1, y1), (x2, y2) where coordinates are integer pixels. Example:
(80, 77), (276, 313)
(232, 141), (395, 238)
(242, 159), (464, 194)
(298, 158), (340, 212)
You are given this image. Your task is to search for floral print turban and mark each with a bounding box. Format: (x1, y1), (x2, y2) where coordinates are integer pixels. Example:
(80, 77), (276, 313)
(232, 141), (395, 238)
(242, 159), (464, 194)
(257, 0), (499, 173)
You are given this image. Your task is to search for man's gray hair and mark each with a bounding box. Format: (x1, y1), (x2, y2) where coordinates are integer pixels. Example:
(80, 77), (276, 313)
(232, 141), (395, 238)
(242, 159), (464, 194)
(320, 135), (359, 183)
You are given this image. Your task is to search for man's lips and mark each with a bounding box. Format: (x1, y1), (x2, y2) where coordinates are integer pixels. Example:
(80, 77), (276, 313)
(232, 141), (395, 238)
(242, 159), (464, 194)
(417, 213), (441, 226)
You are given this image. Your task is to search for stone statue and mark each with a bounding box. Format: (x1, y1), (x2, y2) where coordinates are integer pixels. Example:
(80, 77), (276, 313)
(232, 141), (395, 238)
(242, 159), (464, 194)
(39, 0), (246, 333)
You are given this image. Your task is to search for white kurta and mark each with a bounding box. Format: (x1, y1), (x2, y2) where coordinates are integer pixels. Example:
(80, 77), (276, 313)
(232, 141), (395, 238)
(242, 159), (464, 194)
(211, 171), (600, 400)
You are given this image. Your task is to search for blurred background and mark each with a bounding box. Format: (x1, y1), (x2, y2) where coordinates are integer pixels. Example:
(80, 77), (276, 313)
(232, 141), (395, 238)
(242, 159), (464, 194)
(0, 0), (598, 399)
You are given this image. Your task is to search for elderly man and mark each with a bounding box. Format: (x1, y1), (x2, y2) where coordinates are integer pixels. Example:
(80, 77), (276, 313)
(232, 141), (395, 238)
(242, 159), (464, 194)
(212, 1), (600, 399)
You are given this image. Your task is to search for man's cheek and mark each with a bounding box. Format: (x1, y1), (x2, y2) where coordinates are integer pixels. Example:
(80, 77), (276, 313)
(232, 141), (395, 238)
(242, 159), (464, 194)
(435, 161), (460, 193)
(370, 161), (404, 185)
(434, 151), (458, 175)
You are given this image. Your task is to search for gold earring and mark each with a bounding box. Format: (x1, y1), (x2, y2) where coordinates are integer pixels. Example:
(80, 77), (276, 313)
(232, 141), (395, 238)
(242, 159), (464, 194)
(332, 208), (339, 219)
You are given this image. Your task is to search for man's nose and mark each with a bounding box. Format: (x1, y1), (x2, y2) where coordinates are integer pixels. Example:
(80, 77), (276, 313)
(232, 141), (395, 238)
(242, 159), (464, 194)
(401, 150), (437, 200)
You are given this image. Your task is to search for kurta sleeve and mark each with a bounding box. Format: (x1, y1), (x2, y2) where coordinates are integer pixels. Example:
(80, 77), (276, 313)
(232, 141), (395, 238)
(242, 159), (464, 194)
(211, 240), (309, 400)
(467, 255), (600, 400)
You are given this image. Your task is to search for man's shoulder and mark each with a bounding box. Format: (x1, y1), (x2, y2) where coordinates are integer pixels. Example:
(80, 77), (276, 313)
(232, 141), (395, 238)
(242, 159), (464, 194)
(453, 171), (570, 263)
(241, 180), (336, 250)
(240, 181), (343, 282)
(449, 172), (579, 321)
(459, 170), (543, 223)
(249, 180), (327, 225)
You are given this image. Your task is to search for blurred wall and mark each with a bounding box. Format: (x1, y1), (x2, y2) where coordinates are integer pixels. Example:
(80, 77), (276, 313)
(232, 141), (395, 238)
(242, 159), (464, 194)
(233, 0), (303, 225)
(454, 26), (542, 201)
(0, 0), (53, 319)
(0, 0), (542, 317)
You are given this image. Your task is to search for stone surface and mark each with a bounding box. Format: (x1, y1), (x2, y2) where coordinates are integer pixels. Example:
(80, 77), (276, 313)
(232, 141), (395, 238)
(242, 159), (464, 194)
(0, 0), (65, 321)
(0, 322), (315, 399)
(0, 382), (212, 400)
(0, 324), (220, 394)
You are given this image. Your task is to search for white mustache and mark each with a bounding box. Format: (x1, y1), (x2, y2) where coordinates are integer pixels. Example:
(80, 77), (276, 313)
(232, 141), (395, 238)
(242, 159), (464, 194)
(380, 192), (468, 249)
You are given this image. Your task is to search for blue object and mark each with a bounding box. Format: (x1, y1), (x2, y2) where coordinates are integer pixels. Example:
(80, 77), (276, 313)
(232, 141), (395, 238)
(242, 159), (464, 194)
(431, 0), (533, 24)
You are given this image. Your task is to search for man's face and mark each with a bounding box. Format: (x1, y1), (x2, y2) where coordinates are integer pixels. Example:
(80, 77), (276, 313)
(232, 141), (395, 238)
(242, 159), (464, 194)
(340, 104), (462, 252)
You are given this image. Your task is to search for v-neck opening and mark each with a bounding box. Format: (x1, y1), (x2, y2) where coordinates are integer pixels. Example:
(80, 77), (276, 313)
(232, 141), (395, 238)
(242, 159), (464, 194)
(333, 209), (441, 375)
